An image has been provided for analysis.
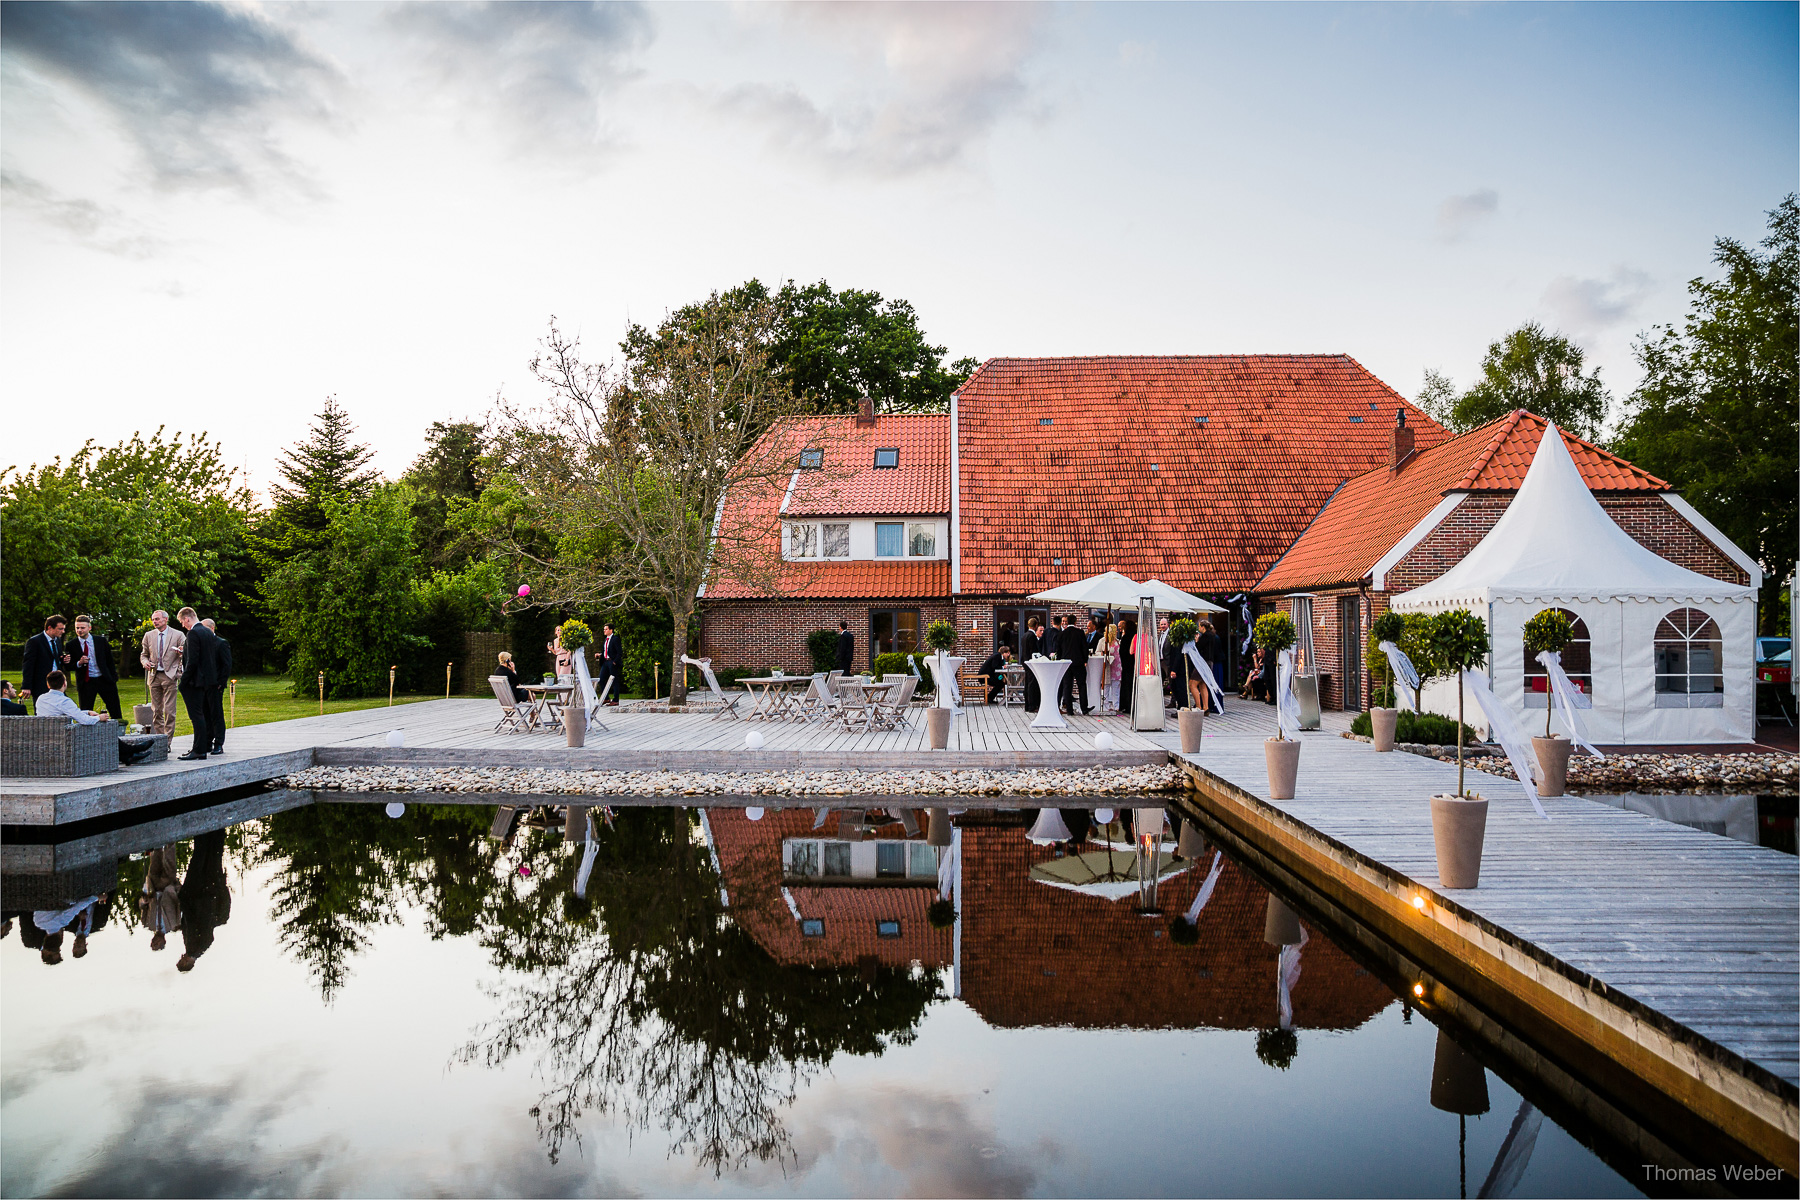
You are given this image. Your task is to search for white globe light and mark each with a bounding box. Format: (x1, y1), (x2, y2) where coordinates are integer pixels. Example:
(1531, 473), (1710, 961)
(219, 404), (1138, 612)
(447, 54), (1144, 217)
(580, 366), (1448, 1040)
(386, 730), (406, 748)
(1093, 731), (1114, 751)
(746, 807), (765, 821)
(385, 801), (406, 819)
(1095, 807), (1115, 824)
(745, 731), (765, 750)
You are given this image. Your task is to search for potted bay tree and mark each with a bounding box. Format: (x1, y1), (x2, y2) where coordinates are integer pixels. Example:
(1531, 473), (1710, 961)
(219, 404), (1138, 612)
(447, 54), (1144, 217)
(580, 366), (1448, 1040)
(557, 619), (595, 748)
(1425, 608), (1490, 889)
(925, 619), (959, 749)
(1168, 618), (1203, 754)
(1367, 610), (1405, 752)
(1523, 609), (1574, 797)
(1254, 612), (1301, 799)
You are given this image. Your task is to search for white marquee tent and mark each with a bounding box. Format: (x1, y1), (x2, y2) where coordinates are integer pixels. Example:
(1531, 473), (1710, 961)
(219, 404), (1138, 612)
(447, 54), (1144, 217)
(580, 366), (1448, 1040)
(1391, 425), (1756, 745)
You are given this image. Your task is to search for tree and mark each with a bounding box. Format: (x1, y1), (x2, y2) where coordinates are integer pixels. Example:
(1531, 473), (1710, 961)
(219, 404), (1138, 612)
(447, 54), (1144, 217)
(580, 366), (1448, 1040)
(264, 396), (381, 550)
(261, 483), (423, 697)
(1413, 368), (1461, 431)
(487, 298), (822, 703)
(403, 420), (486, 572)
(1613, 196), (1798, 631)
(1426, 608), (1490, 798)
(1449, 323), (1611, 439)
(760, 279), (978, 414)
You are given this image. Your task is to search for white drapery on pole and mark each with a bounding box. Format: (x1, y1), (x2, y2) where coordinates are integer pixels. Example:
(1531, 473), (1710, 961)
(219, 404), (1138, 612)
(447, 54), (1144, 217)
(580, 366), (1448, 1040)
(1477, 1100), (1544, 1199)
(1276, 926), (1309, 1030)
(1463, 670), (1549, 820)
(1536, 650), (1604, 759)
(1182, 852), (1226, 924)
(573, 809), (599, 899)
(1276, 648), (1302, 739)
(1377, 640), (1419, 711)
(572, 647), (599, 718)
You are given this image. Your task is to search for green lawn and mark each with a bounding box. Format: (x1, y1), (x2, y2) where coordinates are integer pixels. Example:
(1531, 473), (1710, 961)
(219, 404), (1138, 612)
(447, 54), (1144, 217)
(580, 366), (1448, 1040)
(4, 671), (443, 738)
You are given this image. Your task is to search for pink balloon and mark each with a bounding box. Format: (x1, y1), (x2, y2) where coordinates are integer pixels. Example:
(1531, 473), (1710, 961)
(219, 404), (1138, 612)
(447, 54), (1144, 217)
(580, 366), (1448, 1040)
(518, 864), (532, 877)
(517, 585), (531, 597)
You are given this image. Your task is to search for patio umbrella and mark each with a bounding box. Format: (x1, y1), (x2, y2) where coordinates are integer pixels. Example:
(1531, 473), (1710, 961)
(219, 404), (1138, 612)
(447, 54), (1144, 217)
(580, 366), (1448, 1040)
(1029, 847), (1191, 900)
(1027, 571), (1150, 609)
(1141, 579), (1228, 614)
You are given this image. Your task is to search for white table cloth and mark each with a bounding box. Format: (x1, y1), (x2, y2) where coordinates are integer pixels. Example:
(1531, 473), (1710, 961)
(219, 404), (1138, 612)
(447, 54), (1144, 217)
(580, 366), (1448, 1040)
(1026, 659), (1072, 728)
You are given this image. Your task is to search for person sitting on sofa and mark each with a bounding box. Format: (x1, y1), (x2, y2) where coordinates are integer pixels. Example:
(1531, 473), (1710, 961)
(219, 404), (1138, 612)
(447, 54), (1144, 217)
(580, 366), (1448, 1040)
(34, 672), (100, 724)
(0, 682), (25, 715)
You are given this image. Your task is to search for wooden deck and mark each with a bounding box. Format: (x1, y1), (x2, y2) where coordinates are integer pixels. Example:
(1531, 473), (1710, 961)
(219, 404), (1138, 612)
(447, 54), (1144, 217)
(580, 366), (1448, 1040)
(1172, 724), (1799, 1174)
(1, 697), (1168, 825)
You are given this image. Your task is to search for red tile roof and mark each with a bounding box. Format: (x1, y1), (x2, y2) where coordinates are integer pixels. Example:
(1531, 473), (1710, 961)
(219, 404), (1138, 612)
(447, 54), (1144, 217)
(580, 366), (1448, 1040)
(1255, 410), (1671, 593)
(954, 356), (1451, 596)
(702, 414), (950, 601)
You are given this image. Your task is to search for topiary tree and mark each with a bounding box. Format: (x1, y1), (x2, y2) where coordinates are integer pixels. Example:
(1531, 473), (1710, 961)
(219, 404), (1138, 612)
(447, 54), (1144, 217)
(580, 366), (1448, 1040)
(557, 618), (594, 652)
(927, 899), (956, 928)
(1253, 612), (1298, 739)
(924, 619), (958, 652)
(1426, 608), (1490, 797)
(1366, 611), (1406, 709)
(1521, 609), (1573, 737)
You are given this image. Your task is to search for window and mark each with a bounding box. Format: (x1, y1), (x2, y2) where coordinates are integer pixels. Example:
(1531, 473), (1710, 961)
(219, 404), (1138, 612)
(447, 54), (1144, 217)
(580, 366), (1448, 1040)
(1038, 418), (1053, 426)
(873, 447), (899, 468)
(1522, 609), (1592, 708)
(823, 842), (852, 877)
(869, 609), (920, 659)
(992, 606), (1048, 656)
(787, 841), (819, 877)
(822, 523), (850, 558)
(876, 920), (902, 939)
(801, 919), (825, 938)
(876, 842), (905, 877)
(875, 523), (904, 557)
(908, 523), (936, 556)
(1655, 608), (1724, 707)
(799, 448), (824, 469)
(788, 523), (818, 558)
(909, 842), (937, 877)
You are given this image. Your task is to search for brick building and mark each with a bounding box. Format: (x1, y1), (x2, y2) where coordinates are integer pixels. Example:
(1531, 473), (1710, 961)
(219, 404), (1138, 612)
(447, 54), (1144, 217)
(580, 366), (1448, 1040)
(699, 355), (1454, 674)
(1253, 409), (1759, 712)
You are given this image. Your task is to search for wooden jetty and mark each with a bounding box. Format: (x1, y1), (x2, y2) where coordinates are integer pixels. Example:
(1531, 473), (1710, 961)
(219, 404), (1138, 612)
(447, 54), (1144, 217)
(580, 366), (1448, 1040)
(0, 698), (1166, 825)
(1169, 724), (1799, 1177)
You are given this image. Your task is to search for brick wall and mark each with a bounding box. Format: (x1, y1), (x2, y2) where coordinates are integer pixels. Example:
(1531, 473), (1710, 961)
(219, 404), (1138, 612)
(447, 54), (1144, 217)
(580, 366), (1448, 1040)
(698, 599), (958, 673)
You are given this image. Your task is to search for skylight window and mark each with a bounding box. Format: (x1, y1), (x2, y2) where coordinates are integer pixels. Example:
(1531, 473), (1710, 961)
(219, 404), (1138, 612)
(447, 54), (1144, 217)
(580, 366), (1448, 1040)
(873, 447), (899, 468)
(799, 448), (823, 469)
(1038, 418), (1053, 425)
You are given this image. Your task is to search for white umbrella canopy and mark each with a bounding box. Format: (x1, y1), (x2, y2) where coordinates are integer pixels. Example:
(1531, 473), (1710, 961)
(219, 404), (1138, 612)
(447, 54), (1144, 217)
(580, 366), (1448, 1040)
(1141, 579), (1228, 614)
(1028, 847), (1192, 900)
(1028, 571), (1227, 613)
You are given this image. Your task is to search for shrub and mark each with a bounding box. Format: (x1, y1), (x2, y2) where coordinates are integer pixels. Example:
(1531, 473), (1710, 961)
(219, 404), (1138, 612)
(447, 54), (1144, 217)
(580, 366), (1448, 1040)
(807, 628), (839, 673)
(925, 619), (958, 652)
(927, 899), (956, 928)
(1351, 709), (1477, 745)
(1522, 608), (1573, 656)
(872, 652), (933, 690)
(1253, 612), (1296, 653)
(556, 618), (594, 652)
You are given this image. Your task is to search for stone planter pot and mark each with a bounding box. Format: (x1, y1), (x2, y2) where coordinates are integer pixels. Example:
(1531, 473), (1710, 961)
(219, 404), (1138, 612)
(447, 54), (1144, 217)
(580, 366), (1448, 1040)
(1264, 737), (1301, 800)
(564, 804), (589, 839)
(1532, 734), (1572, 798)
(927, 807), (954, 847)
(1430, 793), (1489, 889)
(1178, 708), (1204, 754)
(925, 707), (951, 750)
(133, 703), (155, 728)
(1370, 707), (1398, 752)
(565, 705), (587, 749)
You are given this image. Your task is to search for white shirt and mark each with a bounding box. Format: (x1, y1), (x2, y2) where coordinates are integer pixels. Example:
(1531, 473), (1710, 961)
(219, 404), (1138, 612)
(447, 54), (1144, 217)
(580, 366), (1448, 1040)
(36, 689), (100, 724)
(81, 635), (99, 677)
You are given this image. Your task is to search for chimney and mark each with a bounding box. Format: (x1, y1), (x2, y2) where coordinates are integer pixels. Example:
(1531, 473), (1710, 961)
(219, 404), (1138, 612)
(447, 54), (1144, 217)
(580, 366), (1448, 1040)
(856, 393), (877, 428)
(1390, 407), (1415, 471)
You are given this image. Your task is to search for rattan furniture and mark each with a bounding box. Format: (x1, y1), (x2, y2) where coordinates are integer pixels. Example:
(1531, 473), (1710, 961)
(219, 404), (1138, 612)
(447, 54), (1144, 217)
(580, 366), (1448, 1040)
(2, 716), (122, 777)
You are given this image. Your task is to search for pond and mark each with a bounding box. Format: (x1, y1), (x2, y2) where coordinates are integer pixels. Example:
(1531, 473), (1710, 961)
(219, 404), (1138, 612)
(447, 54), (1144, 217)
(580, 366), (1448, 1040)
(2, 794), (1658, 1197)
(1578, 793), (1797, 855)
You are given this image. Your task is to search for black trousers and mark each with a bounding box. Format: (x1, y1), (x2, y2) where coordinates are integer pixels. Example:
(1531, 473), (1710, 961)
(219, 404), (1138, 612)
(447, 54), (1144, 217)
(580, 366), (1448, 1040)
(77, 676), (123, 721)
(1119, 654), (1135, 715)
(181, 686), (213, 753)
(205, 685), (227, 749)
(1060, 663), (1090, 713)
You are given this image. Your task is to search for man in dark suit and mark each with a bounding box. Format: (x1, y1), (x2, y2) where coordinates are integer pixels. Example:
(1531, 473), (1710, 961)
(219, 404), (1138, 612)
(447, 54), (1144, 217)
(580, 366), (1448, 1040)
(175, 607), (221, 760)
(176, 829), (231, 973)
(21, 615), (70, 712)
(1020, 618), (1044, 712)
(835, 620), (855, 673)
(201, 619), (231, 753)
(975, 645), (1013, 704)
(1059, 614), (1092, 714)
(69, 615), (123, 720)
(596, 623), (625, 704)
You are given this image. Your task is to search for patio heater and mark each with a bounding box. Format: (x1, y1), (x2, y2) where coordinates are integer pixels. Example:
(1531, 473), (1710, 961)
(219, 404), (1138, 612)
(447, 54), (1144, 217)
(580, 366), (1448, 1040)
(1132, 596), (1165, 731)
(1133, 806), (1165, 911)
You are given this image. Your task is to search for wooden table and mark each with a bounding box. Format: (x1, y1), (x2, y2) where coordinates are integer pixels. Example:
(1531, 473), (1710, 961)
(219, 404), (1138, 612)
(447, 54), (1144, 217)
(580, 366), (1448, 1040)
(997, 664), (1027, 707)
(739, 676), (811, 722)
(517, 683), (573, 732)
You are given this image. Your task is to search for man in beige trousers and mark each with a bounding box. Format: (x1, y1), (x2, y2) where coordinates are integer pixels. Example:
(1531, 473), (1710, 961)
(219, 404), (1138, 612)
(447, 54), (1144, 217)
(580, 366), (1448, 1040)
(139, 609), (184, 735)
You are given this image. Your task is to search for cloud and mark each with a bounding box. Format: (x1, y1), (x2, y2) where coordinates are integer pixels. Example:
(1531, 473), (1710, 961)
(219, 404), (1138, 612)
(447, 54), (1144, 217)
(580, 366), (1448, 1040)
(710, 2), (1049, 176)
(0, 168), (165, 257)
(1436, 187), (1499, 242)
(1542, 267), (1654, 333)
(0, 0), (339, 194)
(390, 1), (652, 153)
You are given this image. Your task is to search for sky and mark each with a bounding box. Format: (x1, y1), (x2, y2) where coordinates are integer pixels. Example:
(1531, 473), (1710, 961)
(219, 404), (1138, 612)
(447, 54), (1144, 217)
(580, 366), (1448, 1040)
(2, 1), (1795, 498)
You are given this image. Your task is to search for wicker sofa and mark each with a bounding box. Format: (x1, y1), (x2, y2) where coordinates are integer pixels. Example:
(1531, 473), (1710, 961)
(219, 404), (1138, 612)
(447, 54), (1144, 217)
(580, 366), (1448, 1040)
(1, 716), (122, 777)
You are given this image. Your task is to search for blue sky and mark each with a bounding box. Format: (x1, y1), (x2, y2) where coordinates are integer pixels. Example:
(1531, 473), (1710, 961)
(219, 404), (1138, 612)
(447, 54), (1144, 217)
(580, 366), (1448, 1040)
(2, 1), (1793, 493)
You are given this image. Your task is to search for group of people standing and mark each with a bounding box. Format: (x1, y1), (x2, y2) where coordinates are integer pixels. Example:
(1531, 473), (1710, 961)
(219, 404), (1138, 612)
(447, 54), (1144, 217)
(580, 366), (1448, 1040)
(17, 608), (234, 759)
(493, 622), (627, 706)
(974, 612), (1231, 716)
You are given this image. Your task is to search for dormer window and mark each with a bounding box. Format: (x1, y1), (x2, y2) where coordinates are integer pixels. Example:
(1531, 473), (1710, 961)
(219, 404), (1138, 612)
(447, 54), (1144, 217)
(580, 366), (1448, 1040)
(799, 448), (823, 469)
(873, 447), (899, 468)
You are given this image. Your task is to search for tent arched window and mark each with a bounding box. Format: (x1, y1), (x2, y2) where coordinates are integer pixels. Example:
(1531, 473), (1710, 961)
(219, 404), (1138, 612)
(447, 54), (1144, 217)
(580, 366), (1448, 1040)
(1523, 608), (1591, 707)
(1654, 608), (1724, 708)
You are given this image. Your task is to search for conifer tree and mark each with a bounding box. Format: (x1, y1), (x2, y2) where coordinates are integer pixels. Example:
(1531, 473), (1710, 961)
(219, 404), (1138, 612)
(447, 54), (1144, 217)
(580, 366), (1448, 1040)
(267, 396), (380, 542)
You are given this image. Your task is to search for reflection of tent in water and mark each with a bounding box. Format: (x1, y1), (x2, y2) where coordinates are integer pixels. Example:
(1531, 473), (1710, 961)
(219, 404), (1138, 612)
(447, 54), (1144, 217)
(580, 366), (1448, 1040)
(958, 817), (1394, 1031)
(1029, 847), (1191, 901)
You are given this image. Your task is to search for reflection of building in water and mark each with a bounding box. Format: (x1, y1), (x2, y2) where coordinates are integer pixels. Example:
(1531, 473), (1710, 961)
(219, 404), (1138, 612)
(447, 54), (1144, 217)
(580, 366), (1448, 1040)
(709, 808), (1394, 1032)
(707, 807), (951, 969)
(958, 819), (1394, 1030)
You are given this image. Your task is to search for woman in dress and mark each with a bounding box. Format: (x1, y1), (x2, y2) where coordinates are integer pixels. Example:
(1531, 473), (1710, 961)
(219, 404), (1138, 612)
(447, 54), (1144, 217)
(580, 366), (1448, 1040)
(1117, 617), (1138, 717)
(548, 629), (573, 678)
(497, 651), (524, 697)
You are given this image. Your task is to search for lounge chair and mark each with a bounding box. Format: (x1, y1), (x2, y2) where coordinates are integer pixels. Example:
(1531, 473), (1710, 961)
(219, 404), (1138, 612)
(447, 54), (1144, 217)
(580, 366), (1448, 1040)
(681, 655), (742, 720)
(489, 676), (531, 734)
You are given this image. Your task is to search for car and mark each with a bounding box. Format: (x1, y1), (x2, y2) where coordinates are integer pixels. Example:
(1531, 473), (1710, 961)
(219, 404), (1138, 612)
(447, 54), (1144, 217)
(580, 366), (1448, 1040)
(1756, 636), (1791, 686)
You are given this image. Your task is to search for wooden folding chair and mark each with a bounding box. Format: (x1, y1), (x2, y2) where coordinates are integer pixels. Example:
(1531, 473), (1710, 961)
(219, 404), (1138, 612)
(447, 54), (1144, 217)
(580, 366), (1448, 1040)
(489, 676), (531, 734)
(682, 655), (742, 720)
